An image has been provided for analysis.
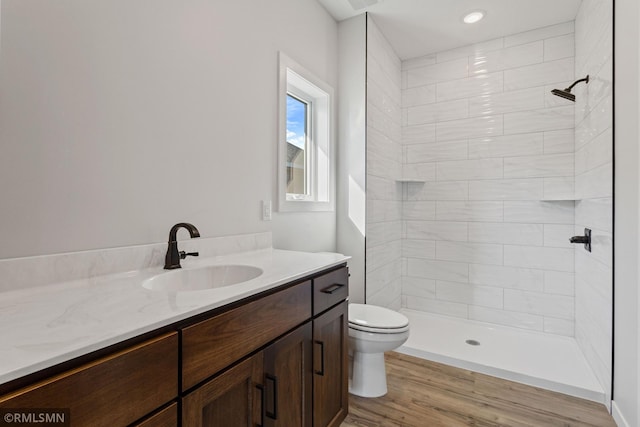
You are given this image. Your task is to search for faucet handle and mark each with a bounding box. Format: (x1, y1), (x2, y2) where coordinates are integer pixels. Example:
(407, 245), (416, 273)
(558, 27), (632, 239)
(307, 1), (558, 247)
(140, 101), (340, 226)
(179, 251), (199, 260)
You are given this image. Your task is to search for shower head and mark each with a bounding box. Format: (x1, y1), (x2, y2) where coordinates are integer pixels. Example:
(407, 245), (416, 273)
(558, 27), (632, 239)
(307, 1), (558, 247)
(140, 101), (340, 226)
(551, 88), (576, 102)
(550, 75), (590, 102)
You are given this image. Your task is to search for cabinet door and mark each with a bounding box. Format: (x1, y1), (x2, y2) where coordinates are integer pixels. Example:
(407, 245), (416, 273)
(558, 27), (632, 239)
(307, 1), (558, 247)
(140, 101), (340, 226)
(132, 403), (178, 427)
(263, 322), (312, 427)
(313, 301), (348, 427)
(182, 352), (264, 427)
(0, 333), (178, 427)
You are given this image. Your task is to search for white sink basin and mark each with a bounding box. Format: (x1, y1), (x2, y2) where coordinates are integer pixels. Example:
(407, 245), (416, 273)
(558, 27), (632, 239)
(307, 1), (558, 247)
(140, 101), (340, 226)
(143, 265), (263, 292)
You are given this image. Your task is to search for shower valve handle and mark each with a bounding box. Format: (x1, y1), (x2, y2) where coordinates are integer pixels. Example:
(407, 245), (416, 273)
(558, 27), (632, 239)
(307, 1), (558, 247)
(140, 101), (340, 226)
(569, 228), (591, 252)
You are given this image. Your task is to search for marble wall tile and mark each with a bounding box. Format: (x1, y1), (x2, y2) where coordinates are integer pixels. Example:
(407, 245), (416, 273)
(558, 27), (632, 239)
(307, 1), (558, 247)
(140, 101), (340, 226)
(436, 201), (504, 222)
(469, 87), (544, 117)
(543, 177), (575, 200)
(367, 259), (402, 299)
(366, 221), (402, 246)
(543, 318), (575, 336)
(437, 38), (504, 63)
(402, 276), (436, 299)
(503, 201), (574, 224)
(403, 201), (437, 221)
(406, 181), (469, 201)
(405, 139), (468, 163)
(436, 241), (503, 265)
(407, 99), (469, 125)
(468, 179), (544, 200)
(469, 41), (543, 75)
(574, 128), (612, 175)
(436, 158), (503, 181)
(404, 295), (468, 318)
(575, 197), (612, 233)
(503, 245), (574, 272)
(402, 123), (436, 144)
(403, 84), (436, 107)
(394, 22), (581, 337)
(544, 271), (575, 296)
(407, 58), (469, 88)
(366, 240), (402, 273)
(504, 289), (574, 319)
(436, 115), (504, 141)
(544, 129), (575, 154)
(468, 222), (543, 246)
(402, 54), (437, 71)
(468, 133), (543, 159)
(367, 199), (403, 223)
(402, 163), (437, 181)
(436, 280), (504, 308)
(402, 239), (436, 259)
(404, 220), (468, 242)
(504, 106), (574, 135)
(406, 258), (469, 282)
(543, 224), (575, 249)
(503, 153), (574, 178)
(544, 34), (575, 62)
(504, 22), (574, 48)
(504, 58), (575, 91)
(469, 264), (544, 291)
(437, 72), (504, 102)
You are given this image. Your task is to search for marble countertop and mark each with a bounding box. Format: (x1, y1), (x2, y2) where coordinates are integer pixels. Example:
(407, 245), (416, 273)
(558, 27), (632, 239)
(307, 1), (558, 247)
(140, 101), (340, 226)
(0, 248), (349, 385)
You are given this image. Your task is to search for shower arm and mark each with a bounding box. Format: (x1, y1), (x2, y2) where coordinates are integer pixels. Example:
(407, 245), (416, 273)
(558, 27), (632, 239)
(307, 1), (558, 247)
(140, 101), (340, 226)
(566, 76), (590, 91)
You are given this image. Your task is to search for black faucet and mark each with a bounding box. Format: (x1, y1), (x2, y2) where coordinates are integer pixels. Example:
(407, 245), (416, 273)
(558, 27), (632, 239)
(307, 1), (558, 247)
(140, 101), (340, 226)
(164, 223), (200, 269)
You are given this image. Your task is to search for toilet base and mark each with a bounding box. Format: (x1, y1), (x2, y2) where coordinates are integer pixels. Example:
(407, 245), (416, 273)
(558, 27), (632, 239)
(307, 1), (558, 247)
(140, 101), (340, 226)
(349, 351), (387, 397)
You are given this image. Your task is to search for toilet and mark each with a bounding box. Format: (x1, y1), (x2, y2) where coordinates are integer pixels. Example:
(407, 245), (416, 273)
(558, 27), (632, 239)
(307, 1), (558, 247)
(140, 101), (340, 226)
(348, 303), (410, 398)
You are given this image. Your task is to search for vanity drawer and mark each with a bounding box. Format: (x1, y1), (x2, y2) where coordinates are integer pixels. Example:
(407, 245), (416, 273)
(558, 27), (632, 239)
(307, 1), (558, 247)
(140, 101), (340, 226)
(182, 281), (312, 390)
(313, 266), (349, 315)
(0, 333), (178, 427)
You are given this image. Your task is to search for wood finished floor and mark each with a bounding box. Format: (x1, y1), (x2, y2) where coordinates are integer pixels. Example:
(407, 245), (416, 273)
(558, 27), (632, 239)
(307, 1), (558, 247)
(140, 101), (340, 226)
(341, 352), (616, 427)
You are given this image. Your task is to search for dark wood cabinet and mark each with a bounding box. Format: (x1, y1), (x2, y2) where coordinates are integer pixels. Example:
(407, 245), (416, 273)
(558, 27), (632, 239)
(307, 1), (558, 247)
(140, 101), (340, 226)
(313, 301), (348, 427)
(133, 403), (179, 427)
(264, 322), (313, 427)
(182, 352), (264, 427)
(0, 333), (178, 427)
(0, 264), (348, 427)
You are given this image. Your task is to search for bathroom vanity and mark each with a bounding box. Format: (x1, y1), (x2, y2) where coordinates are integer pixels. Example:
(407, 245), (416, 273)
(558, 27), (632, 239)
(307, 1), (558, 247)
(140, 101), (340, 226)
(0, 247), (349, 427)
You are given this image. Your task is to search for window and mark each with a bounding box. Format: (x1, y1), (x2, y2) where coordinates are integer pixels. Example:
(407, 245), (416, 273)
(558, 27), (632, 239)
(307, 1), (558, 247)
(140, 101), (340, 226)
(278, 53), (334, 212)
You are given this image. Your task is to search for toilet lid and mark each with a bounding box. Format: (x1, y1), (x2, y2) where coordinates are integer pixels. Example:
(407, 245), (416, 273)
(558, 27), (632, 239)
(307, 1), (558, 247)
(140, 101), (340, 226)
(348, 304), (409, 330)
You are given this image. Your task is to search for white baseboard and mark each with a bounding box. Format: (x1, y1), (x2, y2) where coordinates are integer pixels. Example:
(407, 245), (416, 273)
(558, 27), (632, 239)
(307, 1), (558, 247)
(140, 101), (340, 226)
(612, 401), (631, 427)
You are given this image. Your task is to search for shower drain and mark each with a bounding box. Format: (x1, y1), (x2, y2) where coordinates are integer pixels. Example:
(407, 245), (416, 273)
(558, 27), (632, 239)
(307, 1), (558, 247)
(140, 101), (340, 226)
(465, 339), (481, 346)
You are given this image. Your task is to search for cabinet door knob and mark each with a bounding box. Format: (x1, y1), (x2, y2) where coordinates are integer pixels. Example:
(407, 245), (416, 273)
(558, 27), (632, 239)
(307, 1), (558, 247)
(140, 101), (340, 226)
(314, 340), (325, 376)
(256, 384), (265, 427)
(321, 284), (344, 294)
(265, 374), (278, 420)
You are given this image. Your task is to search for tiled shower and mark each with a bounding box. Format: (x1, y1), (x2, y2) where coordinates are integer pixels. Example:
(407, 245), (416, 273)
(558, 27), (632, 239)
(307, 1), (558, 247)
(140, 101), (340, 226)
(365, 0), (612, 401)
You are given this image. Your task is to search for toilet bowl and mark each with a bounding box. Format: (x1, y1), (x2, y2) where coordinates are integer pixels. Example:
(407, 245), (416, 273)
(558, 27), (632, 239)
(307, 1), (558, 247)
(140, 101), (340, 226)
(348, 304), (410, 398)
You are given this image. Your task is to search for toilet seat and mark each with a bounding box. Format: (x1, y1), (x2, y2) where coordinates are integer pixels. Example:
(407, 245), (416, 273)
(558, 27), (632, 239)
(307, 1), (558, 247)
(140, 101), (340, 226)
(348, 304), (409, 334)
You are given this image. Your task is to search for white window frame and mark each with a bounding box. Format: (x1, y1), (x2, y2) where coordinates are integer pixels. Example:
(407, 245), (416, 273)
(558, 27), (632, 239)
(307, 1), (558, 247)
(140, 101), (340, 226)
(278, 52), (334, 212)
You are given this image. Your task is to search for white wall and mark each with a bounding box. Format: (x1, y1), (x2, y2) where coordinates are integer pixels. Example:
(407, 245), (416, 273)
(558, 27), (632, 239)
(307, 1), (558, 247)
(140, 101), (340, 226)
(399, 24), (578, 336)
(574, 0), (614, 405)
(365, 15), (403, 309)
(0, 0), (338, 259)
(613, 0), (640, 424)
(337, 15), (366, 303)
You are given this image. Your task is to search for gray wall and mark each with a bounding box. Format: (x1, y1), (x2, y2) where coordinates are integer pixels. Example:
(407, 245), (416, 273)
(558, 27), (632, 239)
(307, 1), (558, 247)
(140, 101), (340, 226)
(337, 15), (366, 303)
(613, 0), (640, 424)
(0, 0), (338, 259)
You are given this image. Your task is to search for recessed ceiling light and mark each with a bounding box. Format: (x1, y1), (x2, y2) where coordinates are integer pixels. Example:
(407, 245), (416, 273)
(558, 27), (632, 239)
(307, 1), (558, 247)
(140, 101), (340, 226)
(463, 10), (485, 24)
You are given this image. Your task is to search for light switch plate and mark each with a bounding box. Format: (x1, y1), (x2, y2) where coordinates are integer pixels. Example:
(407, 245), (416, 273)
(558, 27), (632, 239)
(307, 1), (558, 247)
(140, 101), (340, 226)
(262, 200), (272, 221)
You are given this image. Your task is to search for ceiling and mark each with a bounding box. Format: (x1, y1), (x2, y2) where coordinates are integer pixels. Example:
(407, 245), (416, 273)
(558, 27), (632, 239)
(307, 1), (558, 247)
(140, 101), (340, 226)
(317, 0), (583, 60)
